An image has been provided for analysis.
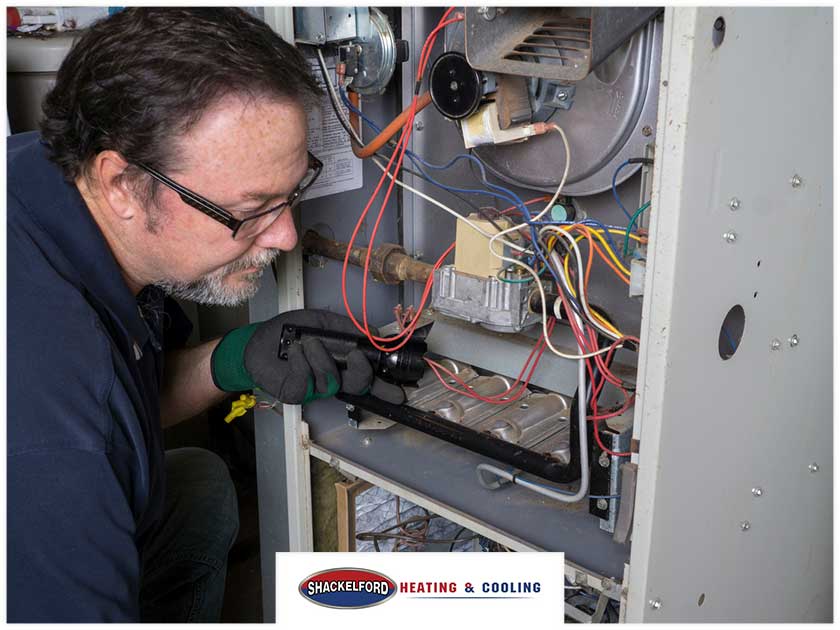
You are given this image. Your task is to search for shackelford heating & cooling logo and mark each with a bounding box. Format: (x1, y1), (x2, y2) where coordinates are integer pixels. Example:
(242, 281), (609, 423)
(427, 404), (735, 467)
(299, 567), (543, 608)
(299, 568), (397, 609)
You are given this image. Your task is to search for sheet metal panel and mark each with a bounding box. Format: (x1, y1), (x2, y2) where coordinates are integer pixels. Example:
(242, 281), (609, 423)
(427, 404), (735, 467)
(626, 7), (832, 622)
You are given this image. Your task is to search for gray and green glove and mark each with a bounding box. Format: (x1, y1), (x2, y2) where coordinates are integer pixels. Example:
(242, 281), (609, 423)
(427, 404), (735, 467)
(211, 309), (405, 405)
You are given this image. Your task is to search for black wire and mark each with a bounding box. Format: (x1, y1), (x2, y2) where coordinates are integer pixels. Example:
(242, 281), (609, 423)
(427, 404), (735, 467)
(448, 526), (469, 552)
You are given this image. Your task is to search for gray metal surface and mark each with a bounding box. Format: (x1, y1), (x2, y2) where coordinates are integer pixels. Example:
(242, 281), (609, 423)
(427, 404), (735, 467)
(431, 265), (541, 333)
(347, 7), (399, 95)
(293, 7), (369, 44)
(470, 17), (662, 196)
(305, 397), (631, 578)
(626, 7), (833, 622)
(404, 358), (572, 462)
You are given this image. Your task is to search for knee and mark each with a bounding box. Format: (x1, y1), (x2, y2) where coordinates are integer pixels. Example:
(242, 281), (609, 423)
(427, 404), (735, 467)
(165, 448), (240, 548)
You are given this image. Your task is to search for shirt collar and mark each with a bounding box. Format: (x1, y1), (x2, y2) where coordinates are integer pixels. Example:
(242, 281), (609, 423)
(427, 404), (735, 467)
(9, 133), (153, 348)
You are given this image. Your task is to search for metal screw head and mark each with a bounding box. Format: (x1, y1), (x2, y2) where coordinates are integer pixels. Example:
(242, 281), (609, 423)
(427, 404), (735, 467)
(649, 598), (662, 610)
(809, 463), (819, 473)
(414, 120), (424, 131)
(315, 33), (326, 43)
(598, 452), (611, 468)
(740, 520), (751, 531)
(723, 231), (737, 243)
(789, 334), (799, 347)
(751, 487), (763, 497)
(477, 6), (497, 20)
(596, 498), (609, 510)
(362, 436), (373, 447)
(770, 338), (781, 351)
(345, 404), (355, 412)
(729, 197), (741, 210)
(642, 125), (653, 137)
(790, 174), (803, 188)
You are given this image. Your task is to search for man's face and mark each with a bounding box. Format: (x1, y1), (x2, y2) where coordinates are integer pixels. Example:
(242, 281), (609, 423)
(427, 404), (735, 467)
(143, 94), (310, 306)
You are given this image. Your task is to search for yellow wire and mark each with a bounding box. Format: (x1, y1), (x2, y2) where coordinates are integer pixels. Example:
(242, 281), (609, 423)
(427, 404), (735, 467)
(572, 225), (631, 276)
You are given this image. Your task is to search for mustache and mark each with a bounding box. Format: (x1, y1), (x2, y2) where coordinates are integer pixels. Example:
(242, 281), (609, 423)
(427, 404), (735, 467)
(223, 248), (281, 274)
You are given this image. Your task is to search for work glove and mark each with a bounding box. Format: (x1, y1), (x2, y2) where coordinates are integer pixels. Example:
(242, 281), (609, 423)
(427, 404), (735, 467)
(211, 309), (405, 405)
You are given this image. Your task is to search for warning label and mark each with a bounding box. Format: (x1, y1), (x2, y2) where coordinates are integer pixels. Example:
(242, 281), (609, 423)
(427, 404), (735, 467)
(303, 55), (363, 201)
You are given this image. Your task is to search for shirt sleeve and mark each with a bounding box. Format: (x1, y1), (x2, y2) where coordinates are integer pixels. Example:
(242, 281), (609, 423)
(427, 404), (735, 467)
(8, 449), (141, 622)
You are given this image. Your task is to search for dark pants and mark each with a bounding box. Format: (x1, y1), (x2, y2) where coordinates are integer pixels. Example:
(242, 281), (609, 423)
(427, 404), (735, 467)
(139, 448), (240, 622)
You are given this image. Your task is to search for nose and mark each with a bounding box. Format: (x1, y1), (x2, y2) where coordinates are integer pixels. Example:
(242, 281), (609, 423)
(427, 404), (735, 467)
(255, 209), (298, 251)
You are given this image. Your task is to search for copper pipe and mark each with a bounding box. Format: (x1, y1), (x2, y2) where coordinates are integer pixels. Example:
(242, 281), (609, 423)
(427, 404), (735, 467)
(302, 230), (433, 285)
(347, 90), (434, 159)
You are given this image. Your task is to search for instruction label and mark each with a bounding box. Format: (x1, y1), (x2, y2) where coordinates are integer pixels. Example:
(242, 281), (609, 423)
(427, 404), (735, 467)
(303, 55), (363, 201)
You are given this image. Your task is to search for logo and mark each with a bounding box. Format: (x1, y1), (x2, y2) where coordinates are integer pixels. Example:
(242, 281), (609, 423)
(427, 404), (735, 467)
(299, 568), (397, 609)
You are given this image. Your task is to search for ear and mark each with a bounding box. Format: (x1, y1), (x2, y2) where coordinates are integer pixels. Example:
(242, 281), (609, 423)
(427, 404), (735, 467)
(91, 150), (141, 221)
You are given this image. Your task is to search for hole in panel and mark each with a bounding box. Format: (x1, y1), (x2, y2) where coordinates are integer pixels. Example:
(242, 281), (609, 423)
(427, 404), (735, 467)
(712, 17), (726, 47)
(719, 305), (745, 360)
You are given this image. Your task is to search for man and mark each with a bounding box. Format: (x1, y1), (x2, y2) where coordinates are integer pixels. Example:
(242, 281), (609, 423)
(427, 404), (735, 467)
(8, 8), (398, 622)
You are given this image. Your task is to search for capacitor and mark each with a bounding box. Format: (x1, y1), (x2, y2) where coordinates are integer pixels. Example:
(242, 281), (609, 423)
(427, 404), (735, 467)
(429, 51), (485, 120)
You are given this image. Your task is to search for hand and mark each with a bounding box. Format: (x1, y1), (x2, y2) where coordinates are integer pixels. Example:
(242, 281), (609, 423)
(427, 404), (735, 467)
(211, 309), (405, 405)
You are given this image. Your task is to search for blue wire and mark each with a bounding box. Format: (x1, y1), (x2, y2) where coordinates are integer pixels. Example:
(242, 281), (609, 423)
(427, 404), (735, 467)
(340, 87), (531, 215)
(340, 87), (570, 288)
(722, 325), (738, 353)
(611, 160), (635, 222)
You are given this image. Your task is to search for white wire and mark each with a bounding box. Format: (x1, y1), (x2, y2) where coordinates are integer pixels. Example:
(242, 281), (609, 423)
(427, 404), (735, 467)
(542, 226), (621, 341)
(371, 156), (529, 253)
(316, 45), (529, 255)
(480, 124), (614, 359)
(315, 48), (365, 146)
(475, 322), (590, 504)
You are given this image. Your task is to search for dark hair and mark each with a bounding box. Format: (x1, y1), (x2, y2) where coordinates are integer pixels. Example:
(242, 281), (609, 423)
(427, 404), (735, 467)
(40, 8), (321, 193)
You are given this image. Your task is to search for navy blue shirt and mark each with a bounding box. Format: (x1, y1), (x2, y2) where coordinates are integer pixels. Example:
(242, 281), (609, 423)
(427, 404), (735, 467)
(7, 132), (187, 621)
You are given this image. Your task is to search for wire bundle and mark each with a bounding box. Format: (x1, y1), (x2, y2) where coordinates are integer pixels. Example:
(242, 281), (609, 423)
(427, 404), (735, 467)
(315, 10), (652, 464)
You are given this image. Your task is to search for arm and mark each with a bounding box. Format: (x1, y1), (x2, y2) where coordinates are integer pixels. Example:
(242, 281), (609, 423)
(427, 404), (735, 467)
(160, 338), (228, 428)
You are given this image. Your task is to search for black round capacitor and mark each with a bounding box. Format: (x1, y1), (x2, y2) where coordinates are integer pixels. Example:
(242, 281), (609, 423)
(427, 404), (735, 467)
(429, 51), (483, 120)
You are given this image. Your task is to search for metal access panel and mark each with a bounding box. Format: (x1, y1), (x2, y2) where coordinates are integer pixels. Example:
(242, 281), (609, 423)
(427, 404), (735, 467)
(626, 8), (832, 622)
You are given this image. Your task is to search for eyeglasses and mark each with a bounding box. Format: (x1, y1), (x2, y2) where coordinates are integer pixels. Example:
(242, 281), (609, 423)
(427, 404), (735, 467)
(136, 152), (323, 240)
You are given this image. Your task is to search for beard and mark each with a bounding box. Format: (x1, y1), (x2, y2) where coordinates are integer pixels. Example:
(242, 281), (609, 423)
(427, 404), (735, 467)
(153, 248), (280, 306)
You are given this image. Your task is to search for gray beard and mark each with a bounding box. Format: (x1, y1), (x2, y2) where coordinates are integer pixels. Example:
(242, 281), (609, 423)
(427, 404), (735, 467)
(154, 248), (280, 306)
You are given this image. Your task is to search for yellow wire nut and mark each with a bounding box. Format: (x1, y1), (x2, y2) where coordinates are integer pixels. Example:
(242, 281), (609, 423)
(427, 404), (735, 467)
(224, 394), (257, 423)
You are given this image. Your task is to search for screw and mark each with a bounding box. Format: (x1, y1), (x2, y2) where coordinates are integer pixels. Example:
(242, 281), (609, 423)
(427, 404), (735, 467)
(362, 436), (372, 447)
(791, 174), (803, 188)
(789, 334), (799, 347)
(809, 463), (819, 473)
(649, 598), (662, 610)
(477, 6), (497, 20)
(751, 487), (763, 497)
(740, 520), (751, 531)
(729, 197), (741, 210)
(722, 231), (737, 243)
(345, 404), (355, 412)
(315, 33), (326, 43)
(599, 452), (611, 468)
(770, 339), (781, 351)
(596, 498), (609, 510)
(642, 125), (653, 137)
(414, 120), (424, 131)
(413, 251), (424, 260)
(557, 91), (568, 101)
(601, 577), (613, 591)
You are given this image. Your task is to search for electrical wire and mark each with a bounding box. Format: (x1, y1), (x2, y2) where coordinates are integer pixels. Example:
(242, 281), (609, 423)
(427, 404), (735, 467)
(623, 200), (651, 256)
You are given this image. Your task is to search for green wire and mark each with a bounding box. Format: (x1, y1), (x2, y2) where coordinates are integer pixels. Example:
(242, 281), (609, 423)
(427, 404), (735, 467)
(496, 265), (546, 284)
(623, 201), (651, 257)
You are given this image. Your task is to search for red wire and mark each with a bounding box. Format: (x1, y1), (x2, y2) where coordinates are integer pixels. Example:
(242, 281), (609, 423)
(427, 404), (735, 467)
(423, 319), (555, 404)
(341, 9), (464, 352)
